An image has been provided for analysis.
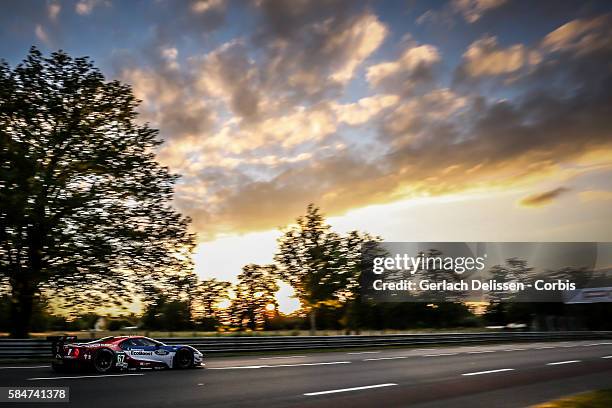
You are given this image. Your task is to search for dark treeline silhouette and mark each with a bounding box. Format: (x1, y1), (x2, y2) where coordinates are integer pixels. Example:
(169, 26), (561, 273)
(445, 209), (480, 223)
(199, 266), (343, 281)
(3, 202), (610, 335)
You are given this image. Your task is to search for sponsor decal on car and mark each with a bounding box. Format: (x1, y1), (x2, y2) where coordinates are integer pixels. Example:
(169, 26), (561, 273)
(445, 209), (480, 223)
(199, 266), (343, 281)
(131, 350), (153, 356)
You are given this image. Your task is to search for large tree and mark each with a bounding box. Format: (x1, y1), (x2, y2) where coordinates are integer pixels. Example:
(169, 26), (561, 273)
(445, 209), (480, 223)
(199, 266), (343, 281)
(275, 204), (371, 334)
(0, 48), (194, 337)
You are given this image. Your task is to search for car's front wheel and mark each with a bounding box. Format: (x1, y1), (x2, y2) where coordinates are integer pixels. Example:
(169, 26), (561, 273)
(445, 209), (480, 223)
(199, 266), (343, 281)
(174, 348), (193, 369)
(92, 349), (115, 373)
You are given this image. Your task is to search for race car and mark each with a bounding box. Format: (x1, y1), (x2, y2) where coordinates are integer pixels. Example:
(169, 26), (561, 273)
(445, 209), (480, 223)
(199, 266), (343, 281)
(48, 335), (204, 373)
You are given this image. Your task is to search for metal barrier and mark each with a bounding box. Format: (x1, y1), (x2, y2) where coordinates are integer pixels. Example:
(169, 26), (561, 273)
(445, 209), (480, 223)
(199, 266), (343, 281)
(1, 331), (611, 359)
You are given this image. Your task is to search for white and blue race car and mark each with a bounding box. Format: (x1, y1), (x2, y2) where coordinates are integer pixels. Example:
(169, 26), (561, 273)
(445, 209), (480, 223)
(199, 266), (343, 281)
(50, 335), (204, 373)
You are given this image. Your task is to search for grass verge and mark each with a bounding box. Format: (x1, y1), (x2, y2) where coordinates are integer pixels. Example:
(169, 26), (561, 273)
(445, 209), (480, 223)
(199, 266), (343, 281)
(533, 390), (612, 408)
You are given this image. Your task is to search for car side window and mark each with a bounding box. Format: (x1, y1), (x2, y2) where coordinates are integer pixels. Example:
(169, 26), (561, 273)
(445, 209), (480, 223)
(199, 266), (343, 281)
(139, 338), (159, 347)
(119, 339), (135, 350)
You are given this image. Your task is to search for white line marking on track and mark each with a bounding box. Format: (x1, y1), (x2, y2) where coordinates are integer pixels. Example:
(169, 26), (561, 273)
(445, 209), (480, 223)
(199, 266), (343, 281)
(423, 353), (458, 357)
(546, 360), (581, 366)
(364, 356), (408, 361)
(503, 349), (525, 351)
(271, 362), (351, 368)
(208, 361), (351, 370)
(467, 350), (495, 354)
(258, 355), (306, 360)
(28, 373), (144, 381)
(462, 368), (514, 376)
(347, 351), (380, 355)
(601, 356), (612, 359)
(0, 365), (50, 370)
(304, 383), (397, 396)
(534, 346), (555, 349)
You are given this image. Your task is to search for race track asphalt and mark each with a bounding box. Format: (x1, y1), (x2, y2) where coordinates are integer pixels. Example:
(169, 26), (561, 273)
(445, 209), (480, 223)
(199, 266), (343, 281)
(1, 339), (612, 407)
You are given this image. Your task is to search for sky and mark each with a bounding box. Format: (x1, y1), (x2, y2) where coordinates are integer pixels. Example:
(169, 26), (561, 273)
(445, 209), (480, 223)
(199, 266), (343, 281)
(2, 0), (612, 313)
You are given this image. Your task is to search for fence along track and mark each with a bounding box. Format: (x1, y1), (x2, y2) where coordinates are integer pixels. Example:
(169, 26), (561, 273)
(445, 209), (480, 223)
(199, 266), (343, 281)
(1, 331), (611, 359)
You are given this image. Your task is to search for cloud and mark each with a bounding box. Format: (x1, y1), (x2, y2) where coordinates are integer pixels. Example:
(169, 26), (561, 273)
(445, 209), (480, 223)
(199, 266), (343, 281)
(519, 187), (570, 207)
(146, 1), (388, 129)
(366, 42), (441, 92)
(381, 89), (467, 146)
(34, 24), (49, 44)
(75, 0), (108, 15)
(196, 40), (263, 120)
(165, 0), (227, 36)
(457, 15), (612, 82)
(110, 1), (234, 147)
(253, 1), (388, 101)
(332, 94), (399, 126)
(0, 2), (62, 47)
(183, 151), (383, 237)
(451, 0), (507, 23)
(457, 35), (541, 78)
(326, 13), (388, 84)
(416, 8), (455, 27)
(191, 0), (224, 14)
(47, 2), (61, 21)
(120, 63), (215, 143)
(417, 0), (507, 26)
(209, 103), (339, 152)
(541, 14), (612, 55)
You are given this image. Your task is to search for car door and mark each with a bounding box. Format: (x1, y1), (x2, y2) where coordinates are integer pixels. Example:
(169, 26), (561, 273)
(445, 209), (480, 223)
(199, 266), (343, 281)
(122, 338), (175, 368)
(121, 338), (158, 364)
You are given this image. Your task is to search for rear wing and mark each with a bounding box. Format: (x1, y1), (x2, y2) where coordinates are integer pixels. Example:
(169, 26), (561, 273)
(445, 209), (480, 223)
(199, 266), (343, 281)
(46, 336), (77, 357)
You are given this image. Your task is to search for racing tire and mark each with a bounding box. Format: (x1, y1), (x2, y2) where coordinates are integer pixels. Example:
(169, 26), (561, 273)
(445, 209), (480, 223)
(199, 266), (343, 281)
(92, 348), (115, 374)
(51, 361), (66, 373)
(174, 348), (194, 369)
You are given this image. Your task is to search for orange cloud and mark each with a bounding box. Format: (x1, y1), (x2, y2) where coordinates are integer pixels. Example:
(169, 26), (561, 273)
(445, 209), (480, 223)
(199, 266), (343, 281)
(367, 43), (440, 91)
(519, 187), (570, 207)
(458, 35), (540, 78)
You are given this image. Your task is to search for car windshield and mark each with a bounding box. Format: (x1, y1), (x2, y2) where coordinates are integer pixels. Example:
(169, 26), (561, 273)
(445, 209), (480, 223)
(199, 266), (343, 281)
(132, 337), (160, 347)
(119, 337), (164, 348)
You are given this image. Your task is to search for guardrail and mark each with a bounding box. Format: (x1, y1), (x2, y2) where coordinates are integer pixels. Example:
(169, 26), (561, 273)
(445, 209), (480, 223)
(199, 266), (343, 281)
(1, 331), (611, 359)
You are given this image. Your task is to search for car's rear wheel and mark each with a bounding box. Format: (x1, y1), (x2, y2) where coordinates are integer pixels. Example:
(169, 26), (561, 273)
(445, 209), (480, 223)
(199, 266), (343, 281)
(93, 349), (115, 373)
(51, 361), (66, 373)
(174, 348), (193, 369)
